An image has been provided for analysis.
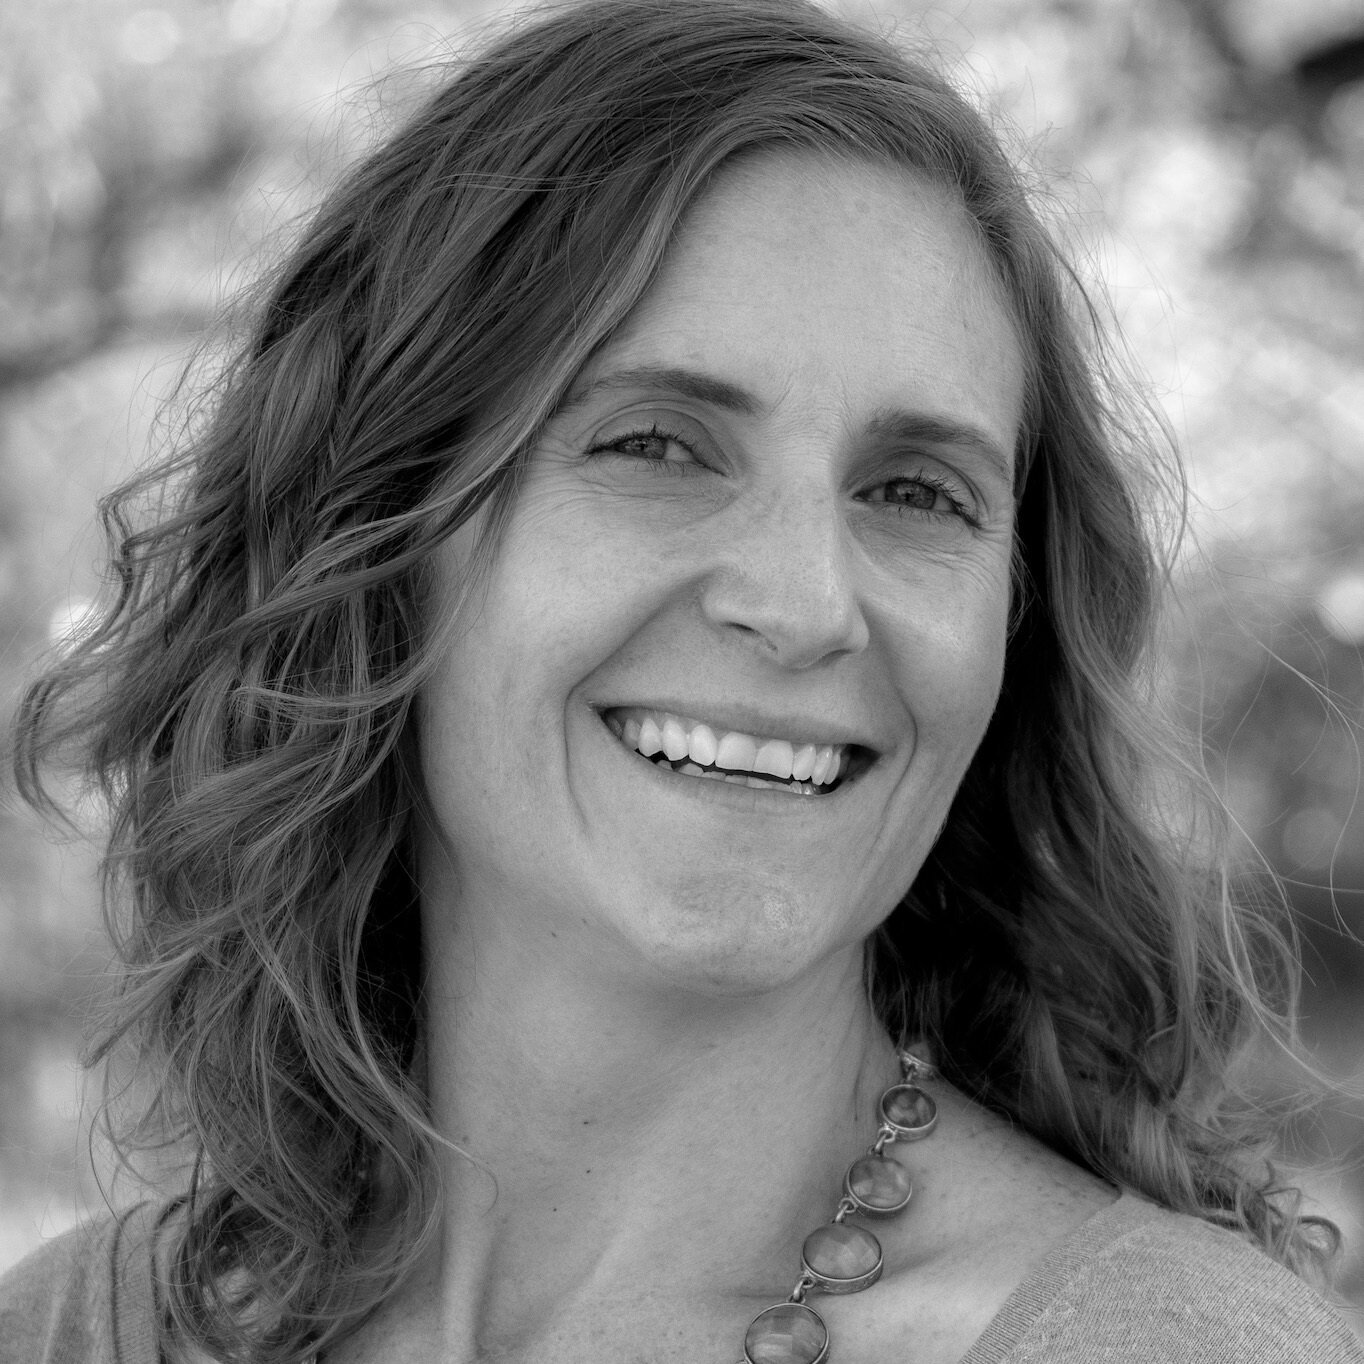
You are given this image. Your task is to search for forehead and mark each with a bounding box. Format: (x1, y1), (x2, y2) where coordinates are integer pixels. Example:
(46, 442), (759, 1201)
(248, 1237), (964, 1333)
(679, 149), (1007, 299)
(577, 150), (1025, 461)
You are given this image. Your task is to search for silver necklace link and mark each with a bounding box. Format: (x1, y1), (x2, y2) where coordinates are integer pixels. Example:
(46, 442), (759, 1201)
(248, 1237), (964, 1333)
(739, 1045), (940, 1364)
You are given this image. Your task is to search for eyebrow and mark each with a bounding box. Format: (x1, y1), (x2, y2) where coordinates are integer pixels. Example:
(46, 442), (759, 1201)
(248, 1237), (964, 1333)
(559, 363), (1014, 482)
(863, 409), (1014, 484)
(560, 364), (761, 417)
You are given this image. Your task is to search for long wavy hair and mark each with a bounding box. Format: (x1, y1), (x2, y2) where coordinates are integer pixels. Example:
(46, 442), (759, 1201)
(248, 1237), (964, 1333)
(13, 0), (1337, 1359)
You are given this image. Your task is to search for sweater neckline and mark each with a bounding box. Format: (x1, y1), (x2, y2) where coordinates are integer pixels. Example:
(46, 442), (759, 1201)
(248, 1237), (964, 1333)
(958, 1188), (1160, 1364)
(124, 1189), (1157, 1364)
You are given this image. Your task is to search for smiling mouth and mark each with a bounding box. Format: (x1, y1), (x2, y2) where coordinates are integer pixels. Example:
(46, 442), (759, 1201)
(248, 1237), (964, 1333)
(600, 706), (873, 796)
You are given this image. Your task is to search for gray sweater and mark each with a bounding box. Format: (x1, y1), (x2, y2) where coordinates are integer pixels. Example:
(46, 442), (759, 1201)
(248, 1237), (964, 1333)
(1, 1192), (1360, 1362)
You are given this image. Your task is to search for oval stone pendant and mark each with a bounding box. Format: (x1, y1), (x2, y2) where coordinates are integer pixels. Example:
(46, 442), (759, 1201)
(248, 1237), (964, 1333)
(747, 1298), (829, 1364)
(743, 1302), (830, 1364)
(735, 1050), (938, 1363)
(879, 1083), (938, 1140)
(844, 1152), (913, 1214)
(801, 1222), (883, 1294)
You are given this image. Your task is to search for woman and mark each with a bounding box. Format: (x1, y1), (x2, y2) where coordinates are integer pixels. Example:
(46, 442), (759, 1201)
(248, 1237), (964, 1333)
(3, 1), (1360, 1361)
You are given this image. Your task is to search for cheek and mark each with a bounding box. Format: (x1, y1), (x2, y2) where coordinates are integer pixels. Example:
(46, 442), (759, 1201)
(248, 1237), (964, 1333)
(948, 618), (1008, 749)
(420, 514), (651, 778)
(884, 559), (1011, 744)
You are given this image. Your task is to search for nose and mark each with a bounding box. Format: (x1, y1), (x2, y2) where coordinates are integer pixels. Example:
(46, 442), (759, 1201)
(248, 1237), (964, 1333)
(699, 480), (871, 670)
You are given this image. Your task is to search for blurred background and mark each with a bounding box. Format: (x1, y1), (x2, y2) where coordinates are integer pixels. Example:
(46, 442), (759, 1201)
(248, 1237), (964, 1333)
(1, 0), (1362, 1331)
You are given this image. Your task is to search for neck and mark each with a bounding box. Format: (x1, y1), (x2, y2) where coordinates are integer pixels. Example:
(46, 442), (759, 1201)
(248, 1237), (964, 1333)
(413, 881), (902, 1353)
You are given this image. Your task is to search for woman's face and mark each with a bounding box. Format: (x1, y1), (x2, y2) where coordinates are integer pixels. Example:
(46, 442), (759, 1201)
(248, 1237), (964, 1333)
(418, 150), (1024, 999)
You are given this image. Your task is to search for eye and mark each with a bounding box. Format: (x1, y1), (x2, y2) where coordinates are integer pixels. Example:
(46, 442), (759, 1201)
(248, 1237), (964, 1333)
(586, 424), (699, 469)
(862, 473), (976, 524)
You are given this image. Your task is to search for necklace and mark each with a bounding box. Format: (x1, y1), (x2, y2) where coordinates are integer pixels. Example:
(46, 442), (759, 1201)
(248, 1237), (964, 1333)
(738, 1046), (939, 1364)
(304, 1047), (937, 1364)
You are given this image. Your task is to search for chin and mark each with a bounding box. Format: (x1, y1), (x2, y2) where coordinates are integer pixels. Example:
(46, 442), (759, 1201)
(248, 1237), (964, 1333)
(606, 877), (872, 1000)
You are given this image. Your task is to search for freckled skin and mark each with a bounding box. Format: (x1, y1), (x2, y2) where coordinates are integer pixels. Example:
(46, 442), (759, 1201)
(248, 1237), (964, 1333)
(417, 149), (1024, 1001)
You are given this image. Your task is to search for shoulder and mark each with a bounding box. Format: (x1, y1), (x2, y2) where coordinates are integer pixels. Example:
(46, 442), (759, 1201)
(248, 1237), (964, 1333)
(969, 1192), (1364, 1364)
(0, 1203), (165, 1364)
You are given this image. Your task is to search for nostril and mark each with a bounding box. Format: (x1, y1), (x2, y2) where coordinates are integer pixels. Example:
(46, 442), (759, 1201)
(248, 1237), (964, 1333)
(699, 558), (870, 670)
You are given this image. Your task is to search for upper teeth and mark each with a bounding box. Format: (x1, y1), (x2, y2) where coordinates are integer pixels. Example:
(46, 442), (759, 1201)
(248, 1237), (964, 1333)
(604, 707), (849, 787)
